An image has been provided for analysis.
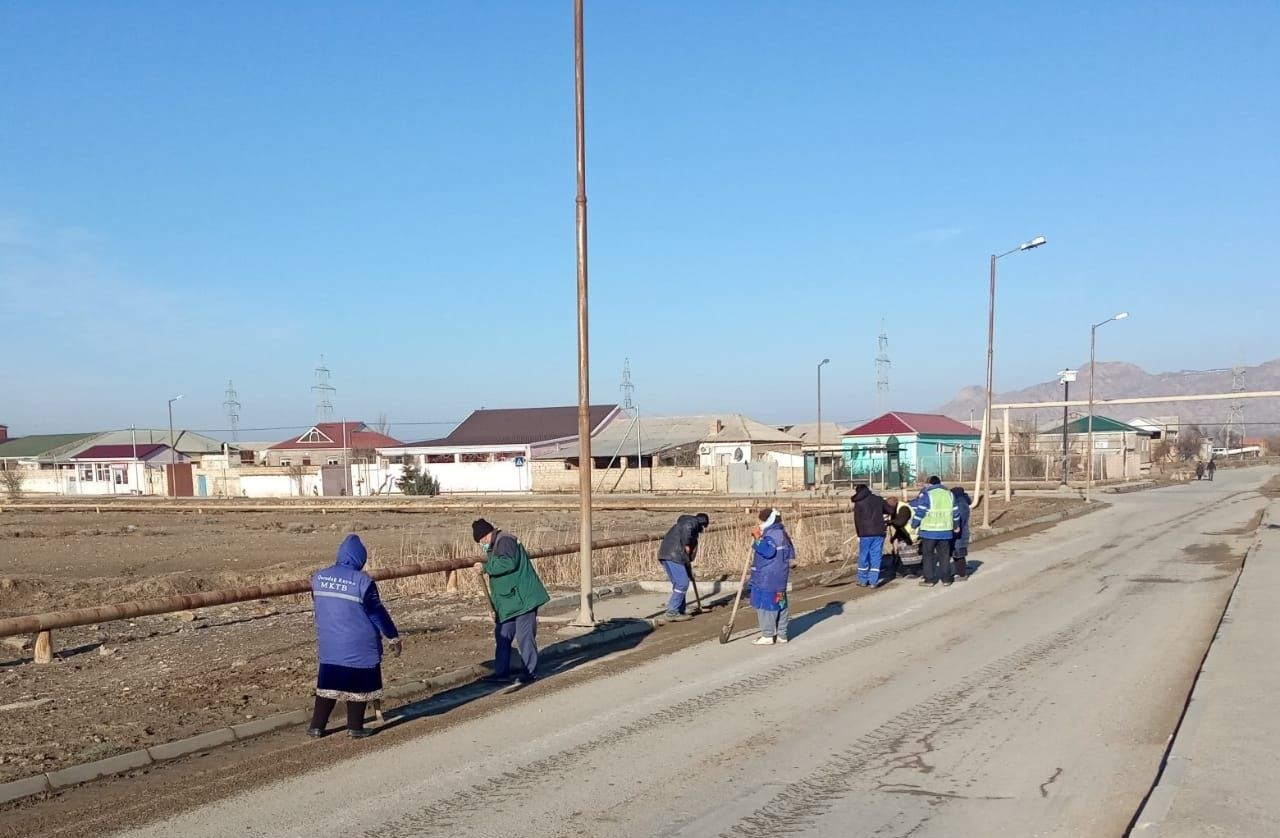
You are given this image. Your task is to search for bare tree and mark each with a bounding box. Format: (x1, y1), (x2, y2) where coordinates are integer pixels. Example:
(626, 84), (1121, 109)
(1176, 425), (1206, 461)
(285, 464), (306, 496)
(372, 412), (390, 436)
(1, 468), (25, 499)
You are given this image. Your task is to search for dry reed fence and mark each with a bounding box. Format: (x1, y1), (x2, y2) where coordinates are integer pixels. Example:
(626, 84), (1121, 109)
(370, 511), (854, 600)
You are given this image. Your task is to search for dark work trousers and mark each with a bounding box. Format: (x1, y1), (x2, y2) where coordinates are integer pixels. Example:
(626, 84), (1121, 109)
(310, 696), (368, 732)
(495, 609), (539, 678)
(921, 538), (954, 584)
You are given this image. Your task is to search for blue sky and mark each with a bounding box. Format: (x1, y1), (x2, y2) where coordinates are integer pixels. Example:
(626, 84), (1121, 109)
(2, 2), (1277, 438)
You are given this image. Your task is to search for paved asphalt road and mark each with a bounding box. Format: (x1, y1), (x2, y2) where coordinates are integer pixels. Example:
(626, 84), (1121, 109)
(112, 469), (1273, 838)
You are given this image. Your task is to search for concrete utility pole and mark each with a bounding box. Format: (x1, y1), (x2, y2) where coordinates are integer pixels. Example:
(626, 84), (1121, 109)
(980, 235), (1046, 529)
(1057, 369), (1076, 486)
(1085, 312), (1128, 502)
(571, 0), (595, 627)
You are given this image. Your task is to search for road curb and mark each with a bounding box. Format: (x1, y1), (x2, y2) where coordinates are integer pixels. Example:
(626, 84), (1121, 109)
(0, 774), (52, 805)
(0, 501), (1088, 807)
(0, 613), (659, 806)
(147, 728), (236, 761)
(45, 749), (153, 790)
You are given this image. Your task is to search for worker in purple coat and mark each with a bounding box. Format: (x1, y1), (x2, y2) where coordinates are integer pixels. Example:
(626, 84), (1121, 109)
(750, 508), (795, 645)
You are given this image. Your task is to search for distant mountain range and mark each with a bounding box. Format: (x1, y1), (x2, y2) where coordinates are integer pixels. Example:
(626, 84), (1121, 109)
(937, 359), (1280, 434)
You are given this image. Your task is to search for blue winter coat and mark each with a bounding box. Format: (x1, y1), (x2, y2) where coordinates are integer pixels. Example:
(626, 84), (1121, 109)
(750, 522), (794, 611)
(312, 534), (399, 669)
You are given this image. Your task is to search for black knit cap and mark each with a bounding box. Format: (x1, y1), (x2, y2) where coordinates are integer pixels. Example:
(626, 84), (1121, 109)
(472, 518), (495, 543)
(695, 513), (710, 528)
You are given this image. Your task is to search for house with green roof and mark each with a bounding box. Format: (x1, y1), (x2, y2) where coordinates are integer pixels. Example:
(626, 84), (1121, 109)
(0, 432), (98, 469)
(1039, 415), (1154, 481)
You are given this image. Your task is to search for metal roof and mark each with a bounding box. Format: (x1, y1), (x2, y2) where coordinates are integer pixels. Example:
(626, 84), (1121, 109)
(845, 412), (980, 438)
(408, 405), (620, 448)
(779, 422), (849, 443)
(1041, 415), (1152, 436)
(72, 444), (170, 461)
(270, 422), (403, 451)
(0, 433), (97, 460)
(537, 414), (801, 460)
(84, 429), (230, 455)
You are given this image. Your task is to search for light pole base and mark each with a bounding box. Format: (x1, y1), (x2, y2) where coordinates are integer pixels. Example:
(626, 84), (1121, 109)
(569, 602), (596, 629)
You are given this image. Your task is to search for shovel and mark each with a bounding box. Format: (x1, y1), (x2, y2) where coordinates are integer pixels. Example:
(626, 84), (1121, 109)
(719, 549), (755, 644)
(685, 560), (704, 615)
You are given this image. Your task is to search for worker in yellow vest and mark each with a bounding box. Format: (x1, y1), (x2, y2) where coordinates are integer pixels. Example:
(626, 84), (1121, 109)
(909, 476), (961, 587)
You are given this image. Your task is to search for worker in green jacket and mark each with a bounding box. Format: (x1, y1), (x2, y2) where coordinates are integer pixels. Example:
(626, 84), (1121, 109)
(472, 519), (550, 684)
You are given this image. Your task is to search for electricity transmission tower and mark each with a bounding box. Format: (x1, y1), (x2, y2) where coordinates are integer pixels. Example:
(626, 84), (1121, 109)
(876, 323), (891, 414)
(223, 380), (241, 441)
(1224, 365), (1246, 449)
(312, 356), (336, 422)
(620, 357), (635, 413)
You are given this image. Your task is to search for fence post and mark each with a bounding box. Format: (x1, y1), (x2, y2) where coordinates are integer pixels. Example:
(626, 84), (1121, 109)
(34, 630), (53, 664)
(1003, 408), (1013, 502)
(445, 570), (459, 593)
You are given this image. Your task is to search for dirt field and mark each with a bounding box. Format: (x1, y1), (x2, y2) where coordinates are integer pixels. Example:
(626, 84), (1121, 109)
(0, 495), (1072, 784)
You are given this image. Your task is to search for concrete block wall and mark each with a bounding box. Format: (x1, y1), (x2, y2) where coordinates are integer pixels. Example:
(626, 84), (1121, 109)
(530, 461), (717, 493)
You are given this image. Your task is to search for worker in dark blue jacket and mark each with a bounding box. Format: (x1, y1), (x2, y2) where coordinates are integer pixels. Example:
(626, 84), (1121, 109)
(308, 534), (400, 739)
(656, 513), (709, 621)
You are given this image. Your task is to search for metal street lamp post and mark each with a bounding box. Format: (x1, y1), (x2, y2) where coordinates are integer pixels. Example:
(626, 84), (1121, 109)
(1085, 312), (1129, 502)
(167, 394), (183, 498)
(816, 358), (830, 490)
(981, 235), (1046, 528)
(1057, 369), (1076, 486)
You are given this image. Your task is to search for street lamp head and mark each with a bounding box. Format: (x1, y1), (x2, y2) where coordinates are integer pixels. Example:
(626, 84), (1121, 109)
(820, 358), (830, 366)
(171, 394), (184, 402)
(1114, 312), (1129, 321)
(1020, 236), (1047, 251)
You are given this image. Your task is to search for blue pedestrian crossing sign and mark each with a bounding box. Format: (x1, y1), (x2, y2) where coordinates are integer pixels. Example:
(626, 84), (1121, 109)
(514, 456), (526, 467)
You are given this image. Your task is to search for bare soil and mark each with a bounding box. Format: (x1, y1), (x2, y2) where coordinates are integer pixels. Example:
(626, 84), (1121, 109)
(0, 495), (1073, 784)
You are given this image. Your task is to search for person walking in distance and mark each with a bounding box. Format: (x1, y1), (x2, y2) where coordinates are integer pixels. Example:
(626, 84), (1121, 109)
(1207, 457), (1216, 481)
(910, 476), (961, 587)
(656, 512), (710, 622)
(1195, 460), (1205, 481)
(950, 486), (973, 580)
(750, 508), (795, 645)
(851, 484), (896, 587)
(472, 519), (549, 684)
(308, 534), (401, 739)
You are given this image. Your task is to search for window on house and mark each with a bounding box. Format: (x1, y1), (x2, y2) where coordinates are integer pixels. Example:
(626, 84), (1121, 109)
(95, 464), (111, 482)
(239, 450), (256, 464)
(302, 458), (312, 466)
(460, 452), (490, 463)
(426, 454), (455, 464)
(80, 465), (95, 481)
(298, 429), (329, 444)
(280, 458), (292, 467)
(113, 466), (127, 485)
(326, 458), (340, 466)
(493, 451), (523, 462)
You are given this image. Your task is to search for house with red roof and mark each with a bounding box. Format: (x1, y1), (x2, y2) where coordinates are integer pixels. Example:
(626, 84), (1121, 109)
(264, 422), (403, 468)
(841, 412), (980, 490)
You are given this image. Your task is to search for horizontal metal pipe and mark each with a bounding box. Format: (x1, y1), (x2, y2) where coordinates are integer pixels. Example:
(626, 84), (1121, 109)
(0, 505), (843, 637)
